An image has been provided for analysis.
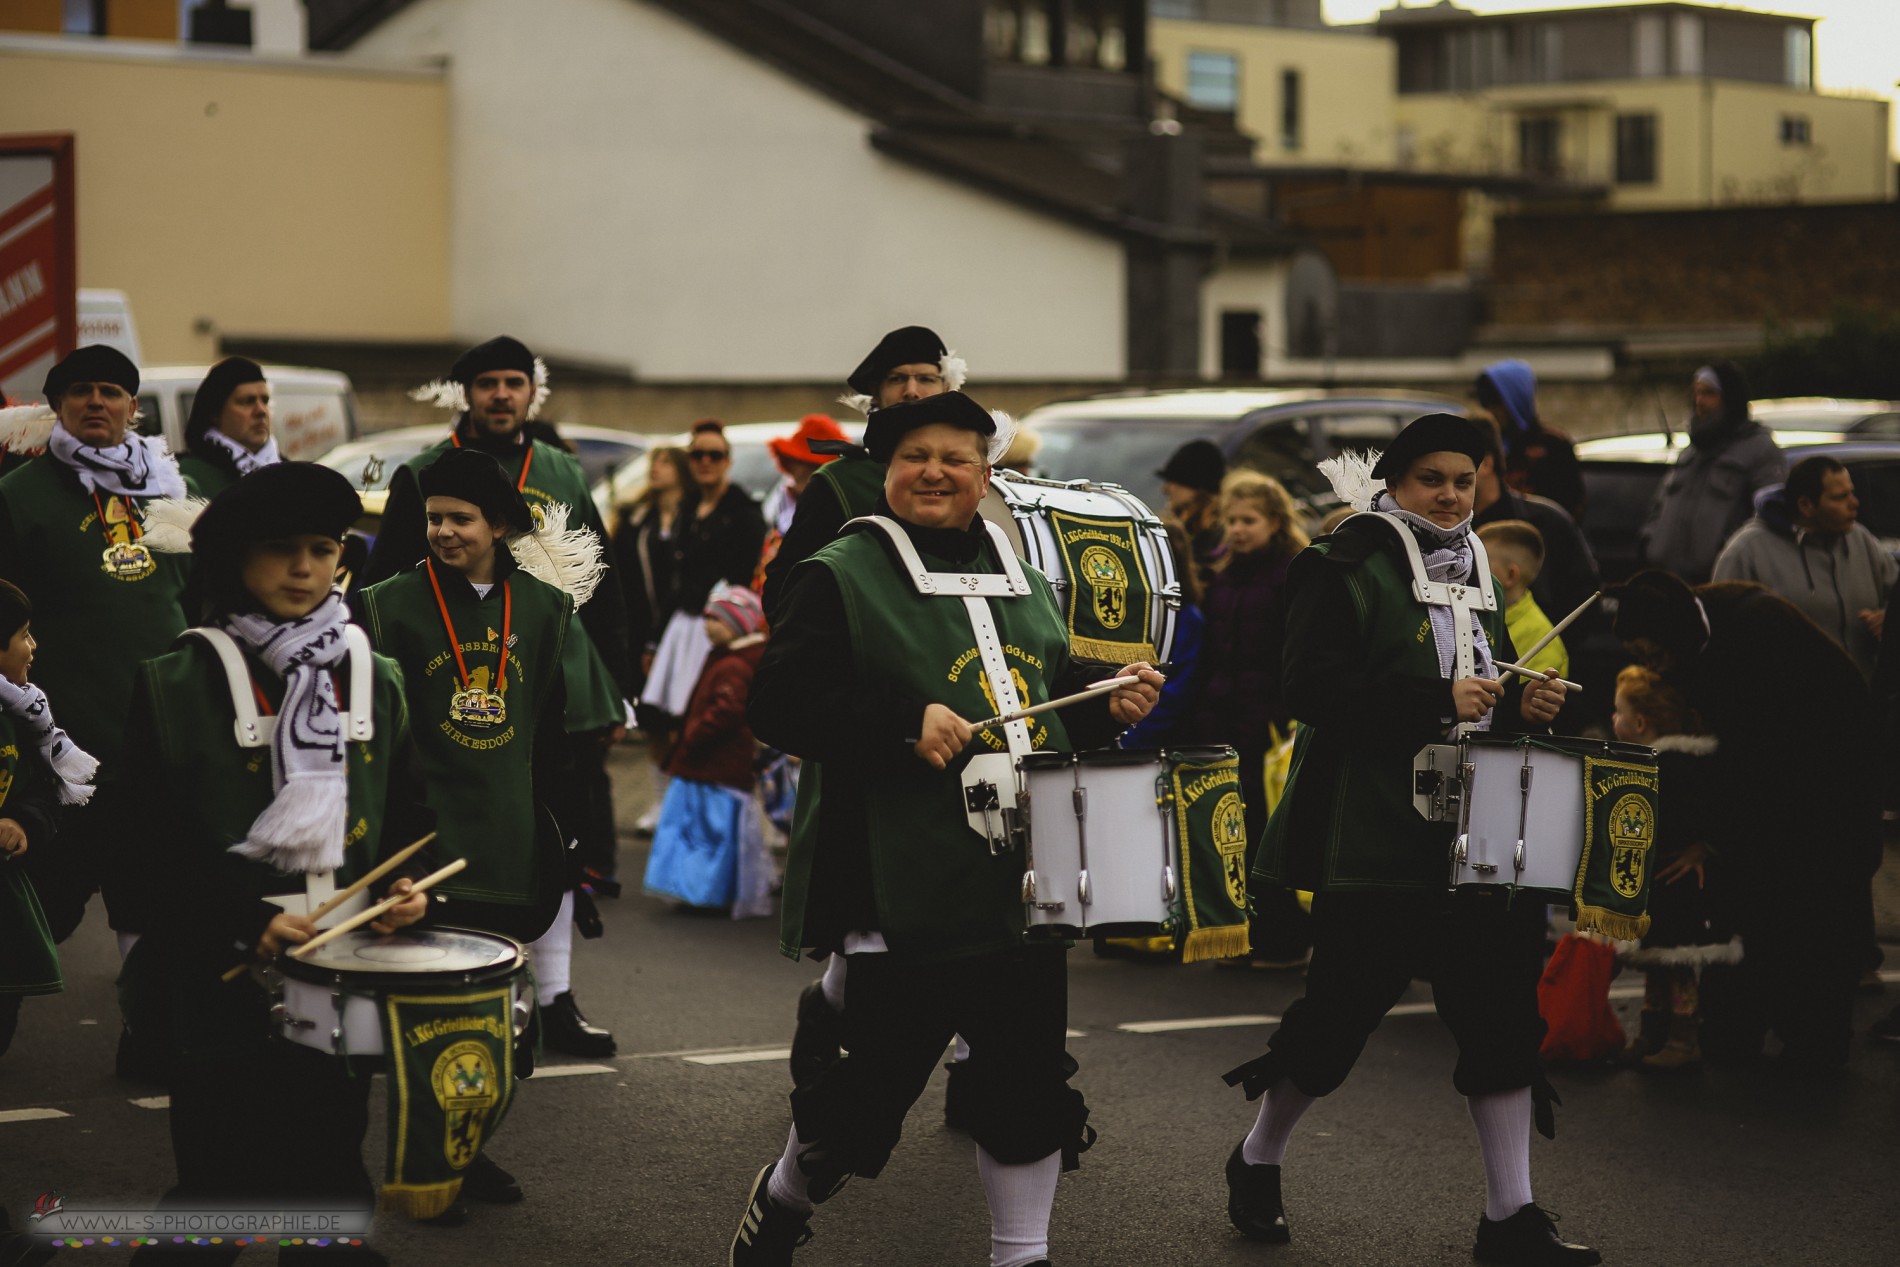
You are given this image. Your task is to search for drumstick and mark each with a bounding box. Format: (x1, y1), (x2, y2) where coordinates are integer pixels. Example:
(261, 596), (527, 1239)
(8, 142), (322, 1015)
(1492, 659), (1582, 694)
(286, 858), (466, 962)
(219, 832), (438, 983)
(1516, 591), (1599, 666)
(967, 676), (1127, 732)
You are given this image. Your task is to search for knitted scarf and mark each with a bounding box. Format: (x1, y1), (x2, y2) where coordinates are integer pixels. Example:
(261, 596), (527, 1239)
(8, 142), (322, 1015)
(220, 591), (353, 873)
(203, 427), (282, 477)
(0, 676), (100, 805)
(1374, 492), (1497, 728)
(46, 425), (187, 500)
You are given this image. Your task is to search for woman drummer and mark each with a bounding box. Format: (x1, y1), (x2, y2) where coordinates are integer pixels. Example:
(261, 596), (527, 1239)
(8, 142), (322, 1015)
(115, 461), (434, 1264)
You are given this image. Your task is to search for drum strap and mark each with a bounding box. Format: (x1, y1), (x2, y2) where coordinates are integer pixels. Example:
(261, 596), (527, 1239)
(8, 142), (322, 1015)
(846, 514), (1032, 599)
(1351, 512), (1497, 683)
(182, 624), (375, 750)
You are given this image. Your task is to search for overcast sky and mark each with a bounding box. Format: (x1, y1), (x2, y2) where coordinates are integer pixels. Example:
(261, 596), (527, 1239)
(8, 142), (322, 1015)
(1324, 1), (1898, 150)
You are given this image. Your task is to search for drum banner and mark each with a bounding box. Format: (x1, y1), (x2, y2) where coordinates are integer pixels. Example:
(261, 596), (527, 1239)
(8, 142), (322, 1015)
(1574, 755), (1657, 941)
(1048, 511), (1155, 664)
(378, 986), (518, 1218)
(1170, 751), (1252, 963)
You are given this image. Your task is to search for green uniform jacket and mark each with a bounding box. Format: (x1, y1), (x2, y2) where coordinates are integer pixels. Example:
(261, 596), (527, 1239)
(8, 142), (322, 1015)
(356, 552), (572, 939)
(0, 713), (62, 997)
(0, 458), (193, 764)
(174, 453), (238, 500)
(808, 448), (883, 521)
(1256, 517), (1522, 894)
(777, 524), (1074, 964)
(112, 635), (434, 1062)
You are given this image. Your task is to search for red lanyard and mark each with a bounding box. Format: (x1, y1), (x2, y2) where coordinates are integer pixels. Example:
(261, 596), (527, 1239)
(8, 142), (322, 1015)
(451, 433), (533, 490)
(425, 559), (511, 697)
(91, 492), (143, 544)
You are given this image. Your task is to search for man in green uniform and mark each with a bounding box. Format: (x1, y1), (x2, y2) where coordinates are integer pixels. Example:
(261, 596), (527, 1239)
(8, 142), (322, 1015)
(364, 336), (625, 1057)
(175, 357), (279, 499)
(0, 345), (191, 953)
(729, 391), (1161, 1267)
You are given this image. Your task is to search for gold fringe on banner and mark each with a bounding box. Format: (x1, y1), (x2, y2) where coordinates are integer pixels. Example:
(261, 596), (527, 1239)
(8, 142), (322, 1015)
(379, 1179), (465, 1220)
(1573, 906), (1651, 942)
(1181, 923), (1252, 965)
(1065, 636), (1154, 665)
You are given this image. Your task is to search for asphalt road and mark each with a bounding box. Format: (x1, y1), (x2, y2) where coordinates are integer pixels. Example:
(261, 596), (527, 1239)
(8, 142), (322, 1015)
(5, 743), (1899, 1266)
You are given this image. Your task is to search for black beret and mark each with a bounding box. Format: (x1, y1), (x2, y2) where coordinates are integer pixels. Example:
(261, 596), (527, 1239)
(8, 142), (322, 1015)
(44, 344), (139, 401)
(450, 336), (536, 387)
(1370, 412), (1487, 481)
(1156, 439), (1225, 494)
(418, 448), (535, 534)
(862, 390), (996, 464)
(190, 462), (362, 558)
(185, 357), (268, 451)
(847, 326), (948, 398)
(1610, 570), (1707, 660)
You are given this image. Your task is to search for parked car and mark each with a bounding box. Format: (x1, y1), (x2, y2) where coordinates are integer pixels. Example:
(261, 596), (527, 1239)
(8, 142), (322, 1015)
(135, 364), (359, 461)
(1017, 388), (1466, 515)
(318, 422), (650, 526)
(597, 418), (868, 520)
(1574, 430), (1900, 584)
(1752, 397), (1900, 437)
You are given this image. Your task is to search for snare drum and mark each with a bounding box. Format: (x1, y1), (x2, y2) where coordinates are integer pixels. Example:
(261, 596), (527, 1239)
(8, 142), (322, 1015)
(272, 926), (531, 1060)
(981, 472), (1180, 667)
(1021, 749), (1177, 937)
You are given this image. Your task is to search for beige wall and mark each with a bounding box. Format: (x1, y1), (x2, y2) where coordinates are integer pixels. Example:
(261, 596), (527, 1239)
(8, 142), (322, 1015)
(1708, 81), (1895, 205)
(1151, 19), (1396, 167)
(0, 36), (451, 364)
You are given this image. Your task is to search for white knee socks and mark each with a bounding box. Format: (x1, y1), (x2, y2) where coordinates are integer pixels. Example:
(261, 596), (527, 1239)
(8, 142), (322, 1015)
(530, 891), (575, 1005)
(1467, 1087), (1534, 1221)
(819, 953), (847, 1012)
(977, 1146), (1059, 1267)
(767, 1123), (815, 1213)
(1241, 1081), (1316, 1166)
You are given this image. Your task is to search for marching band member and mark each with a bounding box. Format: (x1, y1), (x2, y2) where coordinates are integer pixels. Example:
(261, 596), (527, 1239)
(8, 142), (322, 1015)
(364, 336), (627, 1058)
(113, 462), (433, 1265)
(729, 391), (1160, 1267)
(176, 357), (281, 499)
(354, 446), (601, 1216)
(1220, 414), (1595, 1267)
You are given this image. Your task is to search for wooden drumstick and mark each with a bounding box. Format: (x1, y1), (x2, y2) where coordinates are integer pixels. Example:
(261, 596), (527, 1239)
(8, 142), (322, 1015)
(1492, 659), (1582, 694)
(286, 858), (466, 961)
(966, 675), (1127, 732)
(1516, 591), (1599, 666)
(220, 832), (438, 983)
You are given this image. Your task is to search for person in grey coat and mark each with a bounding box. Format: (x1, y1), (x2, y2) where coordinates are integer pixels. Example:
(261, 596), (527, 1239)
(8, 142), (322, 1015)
(1712, 454), (1896, 681)
(1639, 362), (1786, 585)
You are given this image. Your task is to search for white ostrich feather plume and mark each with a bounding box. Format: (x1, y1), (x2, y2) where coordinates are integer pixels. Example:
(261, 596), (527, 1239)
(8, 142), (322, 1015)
(986, 409), (1018, 466)
(409, 379), (467, 412)
(510, 501), (604, 605)
(140, 497), (210, 553)
(527, 357), (551, 421)
(0, 403), (56, 452)
(940, 352), (968, 392)
(1319, 448), (1385, 513)
(836, 391), (874, 417)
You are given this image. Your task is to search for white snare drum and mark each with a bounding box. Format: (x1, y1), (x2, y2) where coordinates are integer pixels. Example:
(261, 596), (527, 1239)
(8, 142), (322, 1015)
(271, 926), (530, 1059)
(981, 472), (1180, 667)
(1020, 749), (1180, 936)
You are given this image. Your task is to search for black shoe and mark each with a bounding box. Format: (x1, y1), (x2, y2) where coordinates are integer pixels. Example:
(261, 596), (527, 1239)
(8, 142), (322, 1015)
(789, 980), (843, 1089)
(730, 1161), (812, 1266)
(942, 1058), (970, 1132)
(1224, 1142), (1289, 1243)
(461, 1152), (524, 1204)
(1473, 1204), (1601, 1266)
(541, 991), (616, 1058)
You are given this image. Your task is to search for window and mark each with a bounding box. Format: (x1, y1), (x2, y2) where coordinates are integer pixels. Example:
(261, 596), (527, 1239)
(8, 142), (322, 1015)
(1785, 26), (1812, 89)
(1632, 13), (1665, 77)
(1615, 113), (1657, 184)
(984, 2), (1051, 66)
(61, 0), (100, 34)
(1280, 69), (1302, 151)
(1528, 23), (1563, 83)
(1518, 117), (1562, 178)
(1219, 311), (1262, 380)
(136, 394), (162, 438)
(1672, 13), (1703, 75)
(1780, 115), (1812, 145)
(1186, 50), (1240, 111)
(1068, 0), (1127, 71)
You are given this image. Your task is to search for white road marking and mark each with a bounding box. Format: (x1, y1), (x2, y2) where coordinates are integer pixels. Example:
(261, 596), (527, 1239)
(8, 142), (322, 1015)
(129, 1096), (170, 1110)
(0, 1108), (70, 1123)
(532, 1063), (617, 1079)
(1118, 1014), (1280, 1034)
(685, 1048), (794, 1066)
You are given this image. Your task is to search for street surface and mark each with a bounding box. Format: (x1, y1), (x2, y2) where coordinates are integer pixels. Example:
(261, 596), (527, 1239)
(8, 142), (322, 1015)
(5, 743), (1899, 1266)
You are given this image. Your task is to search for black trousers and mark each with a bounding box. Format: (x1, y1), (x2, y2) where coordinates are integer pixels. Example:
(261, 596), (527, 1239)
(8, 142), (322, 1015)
(1229, 887), (1548, 1100)
(129, 1043), (380, 1264)
(568, 730), (620, 882)
(790, 942), (1088, 1181)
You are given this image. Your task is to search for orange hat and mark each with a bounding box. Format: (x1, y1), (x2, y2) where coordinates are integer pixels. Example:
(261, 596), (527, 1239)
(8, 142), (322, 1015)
(768, 414), (848, 472)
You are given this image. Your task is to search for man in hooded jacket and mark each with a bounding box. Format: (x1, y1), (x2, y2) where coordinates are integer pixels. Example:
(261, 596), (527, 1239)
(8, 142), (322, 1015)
(1639, 362), (1786, 585)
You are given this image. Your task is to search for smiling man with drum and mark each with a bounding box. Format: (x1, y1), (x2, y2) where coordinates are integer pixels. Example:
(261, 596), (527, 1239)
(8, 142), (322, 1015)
(731, 391), (1160, 1267)
(1221, 413), (1595, 1267)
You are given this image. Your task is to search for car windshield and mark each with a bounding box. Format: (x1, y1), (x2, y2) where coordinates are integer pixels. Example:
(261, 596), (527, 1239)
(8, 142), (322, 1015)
(1032, 419), (1213, 509)
(317, 435), (433, 492)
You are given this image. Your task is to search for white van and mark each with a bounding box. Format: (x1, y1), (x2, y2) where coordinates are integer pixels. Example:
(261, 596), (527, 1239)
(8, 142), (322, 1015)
(134, 364), (359, 461)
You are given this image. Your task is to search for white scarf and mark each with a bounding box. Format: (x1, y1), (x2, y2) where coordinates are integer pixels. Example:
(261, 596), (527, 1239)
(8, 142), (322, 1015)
(0, 676), (100, 805)
(204, 427), (281, 477)
(46, 425), (188, 500)
(1374, 493), (1497, 727)
(220, 591), (353, 874)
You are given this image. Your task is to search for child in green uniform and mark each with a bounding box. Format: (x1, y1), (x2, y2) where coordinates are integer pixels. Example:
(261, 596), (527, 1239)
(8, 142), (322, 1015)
(0, 579), (95, 1055)
(114, 462), (434, 1265)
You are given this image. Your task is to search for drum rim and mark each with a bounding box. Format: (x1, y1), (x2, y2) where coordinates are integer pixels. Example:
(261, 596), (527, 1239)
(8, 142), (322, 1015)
(276, 924), (526, 985)
(1464, 733), (1657, 763)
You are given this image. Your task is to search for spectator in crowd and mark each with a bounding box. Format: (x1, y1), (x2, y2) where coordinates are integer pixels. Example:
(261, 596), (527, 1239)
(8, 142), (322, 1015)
(1639, 362), (1786, 585)
(613, 445), (689, 836)
(1477, 520), (1568, 680)
(1613, 569), (1877, 1071)
(995, 424), (1043, 477)
(757, 416), (846, 589)
(1474, 360), (1584, 519)
(1471, 415), (1600, 631)
(1712, 455), (1895, 681)
(1156, 439), (1227, 582)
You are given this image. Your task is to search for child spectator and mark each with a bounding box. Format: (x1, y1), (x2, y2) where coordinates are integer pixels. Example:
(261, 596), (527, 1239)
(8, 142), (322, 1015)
(1477, 519), (1568, 680)
(643, 582), (773, 917)
(1612, 665), (1737, 1070)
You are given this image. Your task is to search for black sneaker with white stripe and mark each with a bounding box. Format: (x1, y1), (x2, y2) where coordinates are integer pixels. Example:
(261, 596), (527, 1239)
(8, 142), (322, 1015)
(730, 1161), (812, 1266)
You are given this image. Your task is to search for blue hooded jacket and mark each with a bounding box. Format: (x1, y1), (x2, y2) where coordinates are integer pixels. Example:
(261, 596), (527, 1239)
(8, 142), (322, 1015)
(1481, 359), (1539, 434)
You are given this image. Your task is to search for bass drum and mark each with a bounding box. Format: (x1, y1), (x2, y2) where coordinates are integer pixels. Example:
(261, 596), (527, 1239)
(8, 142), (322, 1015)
(979, 472), (1180, 669)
